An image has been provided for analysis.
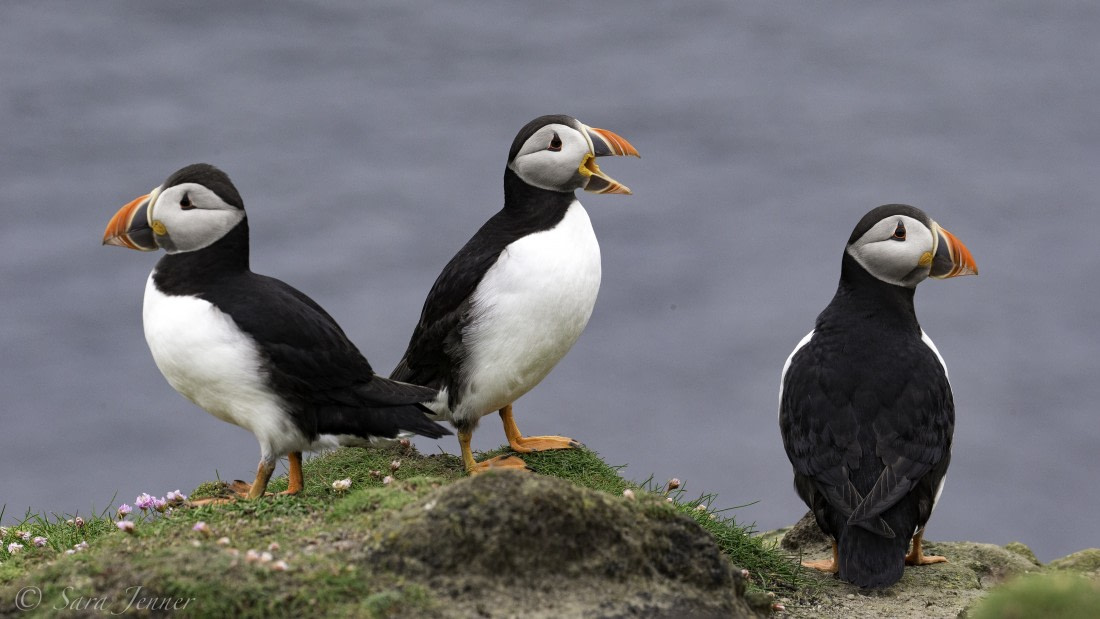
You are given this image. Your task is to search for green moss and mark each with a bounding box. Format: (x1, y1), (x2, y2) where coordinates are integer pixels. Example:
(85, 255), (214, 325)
(1003, 541), (1041, 566)
(1046, 548), (1100, 574)
(968, 573), (1100, 619)
(1, 443), (792, 616)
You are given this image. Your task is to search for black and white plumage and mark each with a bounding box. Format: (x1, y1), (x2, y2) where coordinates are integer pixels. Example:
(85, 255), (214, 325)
(103, 163), (449, 499)
(391, 115), (639, 473)
(779, 204), (977, 588)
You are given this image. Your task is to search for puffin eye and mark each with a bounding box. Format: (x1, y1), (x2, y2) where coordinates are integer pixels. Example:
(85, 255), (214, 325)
(180, 194), (194, 210)
(892, 222), (906, 241)
(548, 133), (562, 152)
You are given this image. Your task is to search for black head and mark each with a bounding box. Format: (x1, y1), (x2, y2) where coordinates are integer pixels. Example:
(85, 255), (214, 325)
(103, 163), (247, 254)
(845, 204), (978, 287)
(505, 114), (640, 195)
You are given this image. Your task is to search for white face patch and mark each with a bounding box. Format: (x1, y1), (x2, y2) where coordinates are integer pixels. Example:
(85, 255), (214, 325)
(847, 215), (935, 287)
(149, 183), (244, 254)
(508, 123), (591, 192)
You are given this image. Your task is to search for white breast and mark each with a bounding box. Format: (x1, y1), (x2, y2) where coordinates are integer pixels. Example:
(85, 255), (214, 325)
(448, 201), (601, 424)
(142, 272), (306, 458)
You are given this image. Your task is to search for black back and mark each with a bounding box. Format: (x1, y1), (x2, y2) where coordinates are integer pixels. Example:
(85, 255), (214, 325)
(779, 250), (954, 587)
(390, 166), (575, 406)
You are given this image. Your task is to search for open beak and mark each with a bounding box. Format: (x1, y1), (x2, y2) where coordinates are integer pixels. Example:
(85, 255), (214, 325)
(579, 125), (640, 195)
(103, 192), (158, 251)
(929, 223), (978, 278)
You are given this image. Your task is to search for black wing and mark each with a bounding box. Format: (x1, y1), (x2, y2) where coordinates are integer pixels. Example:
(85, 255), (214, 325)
(209, 273), (445, 437)
(390, 207), (529, 390)
(391, 176), (576, 392)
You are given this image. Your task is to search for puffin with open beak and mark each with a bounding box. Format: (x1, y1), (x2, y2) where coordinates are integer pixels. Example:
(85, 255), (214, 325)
(103, 163), (450, 500)
(390, 114), (640, 474)
(779, 204), (977, 588)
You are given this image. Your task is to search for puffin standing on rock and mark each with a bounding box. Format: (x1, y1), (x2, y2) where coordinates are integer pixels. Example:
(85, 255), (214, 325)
(779, 204), (978, 588)
(391, 115), (639, 474)
(103, 163), (450, 500)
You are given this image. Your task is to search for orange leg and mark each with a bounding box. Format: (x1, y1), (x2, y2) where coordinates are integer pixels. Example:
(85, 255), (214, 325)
(459, 427), (528, 475)
(905, 529), (948, 566)
(802, 541), (839, 573)
(245, 458), (277, 499)
(191, 458), (278, 505)
(499, 404), (579, 453)
(277, 452), (304, 495)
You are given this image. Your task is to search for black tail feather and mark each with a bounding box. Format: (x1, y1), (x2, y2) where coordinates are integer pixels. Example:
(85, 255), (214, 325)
(356, 375), (440, 407)
(836, 524), (910, 588)
(317, 403), (451, 440)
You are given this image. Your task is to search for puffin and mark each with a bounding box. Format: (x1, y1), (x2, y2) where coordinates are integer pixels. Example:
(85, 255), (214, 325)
(102, 163), (450, 500)
(779, 204), (978, 588)
(390, 114), (639, 474)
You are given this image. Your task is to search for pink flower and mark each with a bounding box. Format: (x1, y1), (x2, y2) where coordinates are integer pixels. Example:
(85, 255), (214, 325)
(382, 476), (394, 486)
(117, 521), (135, 534)
(271, 560), (289, 571)
(73, 517), (85, 528)
(135, 493), (156, 511)
(6, 542), (23, 554)
(32, 536), (48, 548)
(16, 531), (30, 541)
(73, 541), (89, 552)
(117, 504), (133, 519)
(153, 498), (168, 513)
(390, 459), (402, 472)
(166, 490), (187, 504)
(192, 522), (211, 537)
(622, 489), (636, 501)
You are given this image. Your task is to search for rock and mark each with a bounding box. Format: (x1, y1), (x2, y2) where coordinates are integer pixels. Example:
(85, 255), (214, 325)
(1046, 548), (1100, 578)
(367, 471), (758, 618)
(762, 518), (1042, 618)
(780, 511), (832, 553)
(1002, 541), (1041, 567)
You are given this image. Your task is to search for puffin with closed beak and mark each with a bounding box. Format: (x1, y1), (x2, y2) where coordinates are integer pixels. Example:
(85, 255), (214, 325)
(779, 204), (978, 588)
(103, 163), (450, 499)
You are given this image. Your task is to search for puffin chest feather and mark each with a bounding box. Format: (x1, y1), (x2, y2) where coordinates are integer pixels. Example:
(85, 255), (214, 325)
(459, 202), (601, 414)
(142, 273), (303, 451)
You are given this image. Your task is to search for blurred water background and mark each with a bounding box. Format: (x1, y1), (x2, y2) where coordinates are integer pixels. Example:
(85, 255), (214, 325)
(2, 1), (1097, 561)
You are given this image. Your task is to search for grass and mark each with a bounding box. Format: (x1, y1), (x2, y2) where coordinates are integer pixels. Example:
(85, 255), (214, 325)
(1, 442), (801, 615)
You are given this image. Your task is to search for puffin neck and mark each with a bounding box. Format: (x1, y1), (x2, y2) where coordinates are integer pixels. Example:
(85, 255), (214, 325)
(502, 167), (577, 220)
(154, 218), (251, 292)
(827, 252), (919, 326)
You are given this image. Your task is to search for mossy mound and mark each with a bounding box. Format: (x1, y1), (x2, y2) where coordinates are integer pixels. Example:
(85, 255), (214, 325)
(965, 572), (1100, 619)
(366, 471), (757, 618)
(1045, 548), (1100, 578)
(1, 444), (786, 617)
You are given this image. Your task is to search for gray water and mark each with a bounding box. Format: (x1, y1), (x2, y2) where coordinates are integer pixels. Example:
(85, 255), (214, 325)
(2, 1), (1097, 563)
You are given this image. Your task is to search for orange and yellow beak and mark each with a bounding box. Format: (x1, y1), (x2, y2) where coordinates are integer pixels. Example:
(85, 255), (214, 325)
(929, 224), (978, 278)
(580, 125), (640, 195)
(103, 192), (158, 251)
